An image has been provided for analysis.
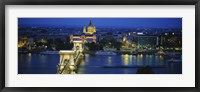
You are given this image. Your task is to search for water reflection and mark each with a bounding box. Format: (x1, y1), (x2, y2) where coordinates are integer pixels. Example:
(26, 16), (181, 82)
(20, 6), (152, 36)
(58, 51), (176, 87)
(107, 56), (112, 64)
(123, 54), (129, 66)
(132, 55), (137, 65)
(84, 54), (89, 62)
(18, 54), (182, 74)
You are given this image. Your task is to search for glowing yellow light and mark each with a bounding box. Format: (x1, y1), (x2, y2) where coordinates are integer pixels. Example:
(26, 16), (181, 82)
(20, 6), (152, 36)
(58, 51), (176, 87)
(69, 65), (76, 71)
(18, 41), (26, 48)
(125, 54), (129, 57)
(70, 71), (76, 74)
(80, 60), (85, 66)
(159, 55), (163, 59)
(123, 54), (129, 65)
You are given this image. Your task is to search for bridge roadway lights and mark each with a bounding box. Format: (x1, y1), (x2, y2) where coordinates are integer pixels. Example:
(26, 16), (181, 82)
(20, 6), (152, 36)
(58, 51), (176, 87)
(70, 35), (97, 43)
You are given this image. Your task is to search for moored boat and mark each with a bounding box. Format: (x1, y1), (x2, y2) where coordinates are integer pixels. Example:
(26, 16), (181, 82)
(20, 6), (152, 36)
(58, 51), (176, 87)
(166, 59), (182, 63)
(40, 51), (59, 55)
(95, 51), (117, 55)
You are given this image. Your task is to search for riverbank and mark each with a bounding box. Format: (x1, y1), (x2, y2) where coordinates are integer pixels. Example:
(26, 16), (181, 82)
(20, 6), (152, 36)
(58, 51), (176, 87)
(19, 50), (182, 56)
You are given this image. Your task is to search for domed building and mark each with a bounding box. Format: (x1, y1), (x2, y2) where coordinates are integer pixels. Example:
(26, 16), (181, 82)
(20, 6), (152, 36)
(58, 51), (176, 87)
(70, 20), (97, 43)
(83, 20), (96, 35)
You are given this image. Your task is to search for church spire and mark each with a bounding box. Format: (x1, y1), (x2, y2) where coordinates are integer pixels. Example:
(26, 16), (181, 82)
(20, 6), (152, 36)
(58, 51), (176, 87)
(89, 20), (93, 26)
(83, 25), (87, 33)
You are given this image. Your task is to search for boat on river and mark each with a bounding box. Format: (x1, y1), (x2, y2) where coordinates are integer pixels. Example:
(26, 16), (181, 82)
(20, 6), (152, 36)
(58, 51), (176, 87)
(166, 59), (182, 63)
(40, 51), (59, 55)
(95, 51), (117, 55)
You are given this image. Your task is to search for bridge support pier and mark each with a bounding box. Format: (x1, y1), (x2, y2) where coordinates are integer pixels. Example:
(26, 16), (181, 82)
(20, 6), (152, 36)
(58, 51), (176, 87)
(58, 50), (76, 74)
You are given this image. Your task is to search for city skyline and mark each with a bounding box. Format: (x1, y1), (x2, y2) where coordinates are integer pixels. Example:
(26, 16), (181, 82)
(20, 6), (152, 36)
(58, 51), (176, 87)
(18, 18), (182, 74)
(18, 18), (182, 28)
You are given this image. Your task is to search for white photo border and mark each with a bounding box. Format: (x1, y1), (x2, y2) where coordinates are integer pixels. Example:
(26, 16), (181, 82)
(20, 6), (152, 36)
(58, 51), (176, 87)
(5, 5), (195, 87)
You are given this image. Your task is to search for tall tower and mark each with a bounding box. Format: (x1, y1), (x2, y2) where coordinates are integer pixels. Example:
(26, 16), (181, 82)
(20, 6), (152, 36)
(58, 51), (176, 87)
(83, 25), (87, 34)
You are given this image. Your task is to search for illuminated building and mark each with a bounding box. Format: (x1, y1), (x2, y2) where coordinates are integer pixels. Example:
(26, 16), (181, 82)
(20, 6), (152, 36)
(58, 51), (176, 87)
(122, 35), (130, 48)
(18, 37), (28, 48)
(70, 20), (97, 44)
(121, 35), (136, 51)
(158, 33), (182, 50)
(18, 41), (26, 48)
(83, 20), (96, 35)
(137, 36), (158, 51)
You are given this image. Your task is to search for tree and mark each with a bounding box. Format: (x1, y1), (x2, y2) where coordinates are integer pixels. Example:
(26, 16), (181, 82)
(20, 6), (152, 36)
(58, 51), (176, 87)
(47, 39), (53, 50)
(55, 38), (65, 50)
(136, 66), (155, 74)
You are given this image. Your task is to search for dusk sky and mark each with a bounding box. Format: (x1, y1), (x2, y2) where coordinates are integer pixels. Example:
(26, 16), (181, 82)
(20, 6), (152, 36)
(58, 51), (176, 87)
(18, 18), (182, 28)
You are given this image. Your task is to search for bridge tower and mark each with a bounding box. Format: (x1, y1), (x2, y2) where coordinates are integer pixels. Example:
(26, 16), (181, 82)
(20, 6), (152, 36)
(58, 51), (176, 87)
(58, 41), (84, 74)
(58, 50), (76, 74)
(72, 41), (84, 53)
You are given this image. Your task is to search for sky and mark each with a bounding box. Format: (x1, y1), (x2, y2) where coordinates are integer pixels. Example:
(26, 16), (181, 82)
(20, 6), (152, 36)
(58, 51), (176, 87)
(18, 18), (182, 28)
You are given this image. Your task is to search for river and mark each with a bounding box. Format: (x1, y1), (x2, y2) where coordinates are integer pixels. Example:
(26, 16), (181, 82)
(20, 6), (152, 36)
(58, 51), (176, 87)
(18, 53), (182, 74)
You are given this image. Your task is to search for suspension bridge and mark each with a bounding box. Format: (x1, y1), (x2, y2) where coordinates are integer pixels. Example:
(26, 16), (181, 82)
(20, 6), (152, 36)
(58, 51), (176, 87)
(57, 35), (96, 74)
